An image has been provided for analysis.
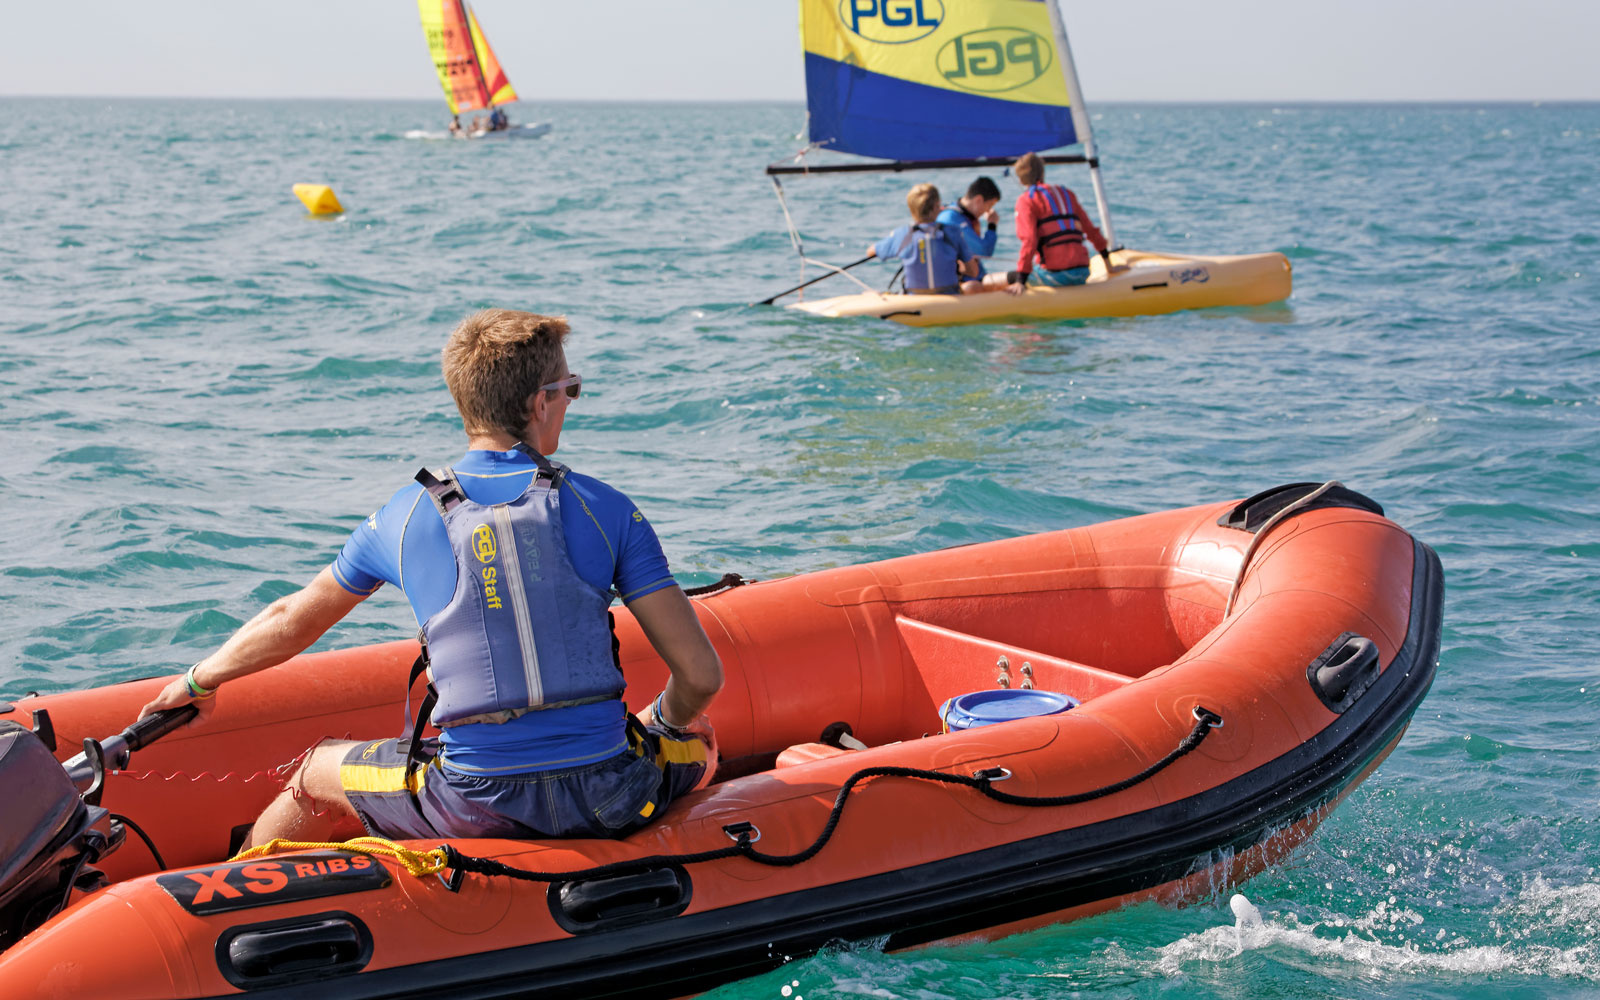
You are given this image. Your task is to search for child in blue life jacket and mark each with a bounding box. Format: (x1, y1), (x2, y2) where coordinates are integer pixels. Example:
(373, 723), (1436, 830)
(936, 176), (1002, 287)
(866, 183), (977, 295)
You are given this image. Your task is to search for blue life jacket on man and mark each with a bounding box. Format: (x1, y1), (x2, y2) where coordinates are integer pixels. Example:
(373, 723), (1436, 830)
(936, 205), (998, 279)
(873, 221), (972, 294)
(414, 445), (623, 728)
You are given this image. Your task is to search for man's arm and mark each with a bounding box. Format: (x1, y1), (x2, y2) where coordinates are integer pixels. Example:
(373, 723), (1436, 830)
(626, 586), (723, 730)
(869, 227), (902, 263)
(946, 226), (977, 280)
(977, 218), (998, 257)
(138, 567), (371, 724)
(1013, 200), (1037, 279)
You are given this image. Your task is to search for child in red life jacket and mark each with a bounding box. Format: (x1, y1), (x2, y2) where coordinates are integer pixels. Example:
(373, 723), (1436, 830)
(866, 183), (978, 295)
(1003, 151), (1112, 296)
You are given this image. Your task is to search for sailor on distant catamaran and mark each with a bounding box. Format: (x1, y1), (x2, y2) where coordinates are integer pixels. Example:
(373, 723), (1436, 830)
(416, 0), (543, 140)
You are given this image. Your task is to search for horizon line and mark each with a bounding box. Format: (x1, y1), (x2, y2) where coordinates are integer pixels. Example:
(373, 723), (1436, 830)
(3, 94), (1597, 106)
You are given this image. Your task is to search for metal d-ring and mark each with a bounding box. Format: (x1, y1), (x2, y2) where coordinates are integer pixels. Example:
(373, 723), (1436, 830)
(973, 766), (1013, 782)
(436, 865), (465, 893)
(723, 821), (761, 844)
(1192, 705), (1224, 729)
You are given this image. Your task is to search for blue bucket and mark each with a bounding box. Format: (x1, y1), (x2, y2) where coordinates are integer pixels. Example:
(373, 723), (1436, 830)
(939, 689), (1079, 732)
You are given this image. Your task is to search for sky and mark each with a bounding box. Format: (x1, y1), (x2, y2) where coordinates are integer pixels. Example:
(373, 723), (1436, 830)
(3, 0), (1597, 103)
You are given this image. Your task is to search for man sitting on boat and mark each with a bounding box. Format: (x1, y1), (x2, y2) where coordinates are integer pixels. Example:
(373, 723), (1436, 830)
(138, 310), (723, 849)
(1003, 152), (1112, 296)
(936, 177), (1002, 290)
(488, 107), (508, 131)
(865, 183), (977, 296)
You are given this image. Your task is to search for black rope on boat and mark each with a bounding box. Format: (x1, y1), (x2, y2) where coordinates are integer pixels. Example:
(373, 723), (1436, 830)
(682, 573), (752, 598)
(438, 707), (1223, 887)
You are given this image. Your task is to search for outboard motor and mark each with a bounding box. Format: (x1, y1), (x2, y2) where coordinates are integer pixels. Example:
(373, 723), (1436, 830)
(0, 706), (194, 949)
(0, 720), (108, 948)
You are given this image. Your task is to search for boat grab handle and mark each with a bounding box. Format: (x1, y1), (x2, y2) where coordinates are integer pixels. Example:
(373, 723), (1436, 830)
(217, 913), (373, 989)
(1307, 633), (1381, 713)
(550, 866), (692, 933)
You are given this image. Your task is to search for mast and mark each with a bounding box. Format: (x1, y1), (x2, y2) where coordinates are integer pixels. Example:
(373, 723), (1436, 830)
(1046, 1), (1119, 249)
(455, 0), (491, 111)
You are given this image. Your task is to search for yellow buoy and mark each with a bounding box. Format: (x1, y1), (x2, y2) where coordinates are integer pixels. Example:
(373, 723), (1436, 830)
(293, 183), (343, 216)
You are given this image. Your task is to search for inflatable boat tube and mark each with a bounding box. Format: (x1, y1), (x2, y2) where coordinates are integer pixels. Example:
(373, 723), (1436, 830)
(787, 248), (1292, 326)
(0, 483), (1440, 1000)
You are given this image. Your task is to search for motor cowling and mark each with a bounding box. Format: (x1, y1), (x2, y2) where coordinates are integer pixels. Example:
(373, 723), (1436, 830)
(0, 721), (103, 950)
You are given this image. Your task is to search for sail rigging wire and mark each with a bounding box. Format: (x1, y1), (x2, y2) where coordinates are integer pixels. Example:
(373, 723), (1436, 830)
(769, 175), (809, 289)
(771, 176), (805, 260)
(769, 176), (879, 297)
(800, 256), (880, 297)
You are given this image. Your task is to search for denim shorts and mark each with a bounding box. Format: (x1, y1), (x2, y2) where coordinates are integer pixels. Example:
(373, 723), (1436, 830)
(339, 723), (709, 841)
(1030, 266), (1090, 287)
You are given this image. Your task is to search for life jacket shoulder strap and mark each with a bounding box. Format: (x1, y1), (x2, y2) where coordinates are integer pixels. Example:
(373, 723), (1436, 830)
(415, 448), (569, 517)
(402, 633), (437, 812)
(415, 467), (467, 517)
(513, 442), (569, 489)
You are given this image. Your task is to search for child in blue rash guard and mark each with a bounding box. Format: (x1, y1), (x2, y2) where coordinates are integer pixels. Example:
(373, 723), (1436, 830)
(867, 183), (976, 295)
(936, 176), (1002, 289)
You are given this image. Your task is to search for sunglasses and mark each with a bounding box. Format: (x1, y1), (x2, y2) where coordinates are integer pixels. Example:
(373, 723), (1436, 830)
(540, 373), (582, 399)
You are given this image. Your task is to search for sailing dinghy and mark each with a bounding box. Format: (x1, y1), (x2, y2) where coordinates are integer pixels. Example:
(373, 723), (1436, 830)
(407, 0), (550, 141)
(764, 0), (1291, 326)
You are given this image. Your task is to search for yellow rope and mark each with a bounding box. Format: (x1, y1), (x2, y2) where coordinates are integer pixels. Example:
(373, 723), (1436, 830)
(231, 836), (450, 878)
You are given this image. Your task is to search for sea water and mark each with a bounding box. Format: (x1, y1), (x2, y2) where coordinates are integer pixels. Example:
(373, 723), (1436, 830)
(1, 99), (1597, 998)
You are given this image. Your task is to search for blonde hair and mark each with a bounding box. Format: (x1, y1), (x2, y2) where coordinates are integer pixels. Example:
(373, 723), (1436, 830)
(441, 310), (569, 438)
(906, 183), (941, 223)
(1013, 151), (1045, 187)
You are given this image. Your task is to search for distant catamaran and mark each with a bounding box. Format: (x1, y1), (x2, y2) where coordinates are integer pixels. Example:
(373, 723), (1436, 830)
(412, 0), (550, 141)
(763, 0), (1291, 325)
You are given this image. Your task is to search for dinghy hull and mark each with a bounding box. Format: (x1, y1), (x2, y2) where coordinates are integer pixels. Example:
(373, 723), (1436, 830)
(787, 248), (1292, 326)
(0, 484), (1439, 999)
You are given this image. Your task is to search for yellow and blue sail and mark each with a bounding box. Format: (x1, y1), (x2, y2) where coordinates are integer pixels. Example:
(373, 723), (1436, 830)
(801, 0), (1077, 160)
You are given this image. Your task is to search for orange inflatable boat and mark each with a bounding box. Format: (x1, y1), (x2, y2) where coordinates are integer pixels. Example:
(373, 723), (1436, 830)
(0, 483), (1441, 999)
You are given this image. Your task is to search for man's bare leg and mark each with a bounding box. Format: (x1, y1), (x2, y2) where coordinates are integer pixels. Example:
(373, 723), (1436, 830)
(245, 739), (366, 849)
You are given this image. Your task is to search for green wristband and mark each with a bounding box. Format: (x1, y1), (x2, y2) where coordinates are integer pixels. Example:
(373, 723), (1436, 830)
(184, 663), (216, 700)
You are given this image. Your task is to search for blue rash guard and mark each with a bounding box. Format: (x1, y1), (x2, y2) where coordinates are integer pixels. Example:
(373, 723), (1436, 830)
(332, 448), (677, 775)
(936, 205), (998, 279)
(873, 221), (973, 293)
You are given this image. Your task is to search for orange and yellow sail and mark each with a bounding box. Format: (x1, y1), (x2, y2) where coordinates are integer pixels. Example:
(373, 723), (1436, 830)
(418, 0), (516, 114)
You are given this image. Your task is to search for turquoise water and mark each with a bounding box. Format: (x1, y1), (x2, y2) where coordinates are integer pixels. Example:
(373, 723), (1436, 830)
(3, 98), (1598, 996)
